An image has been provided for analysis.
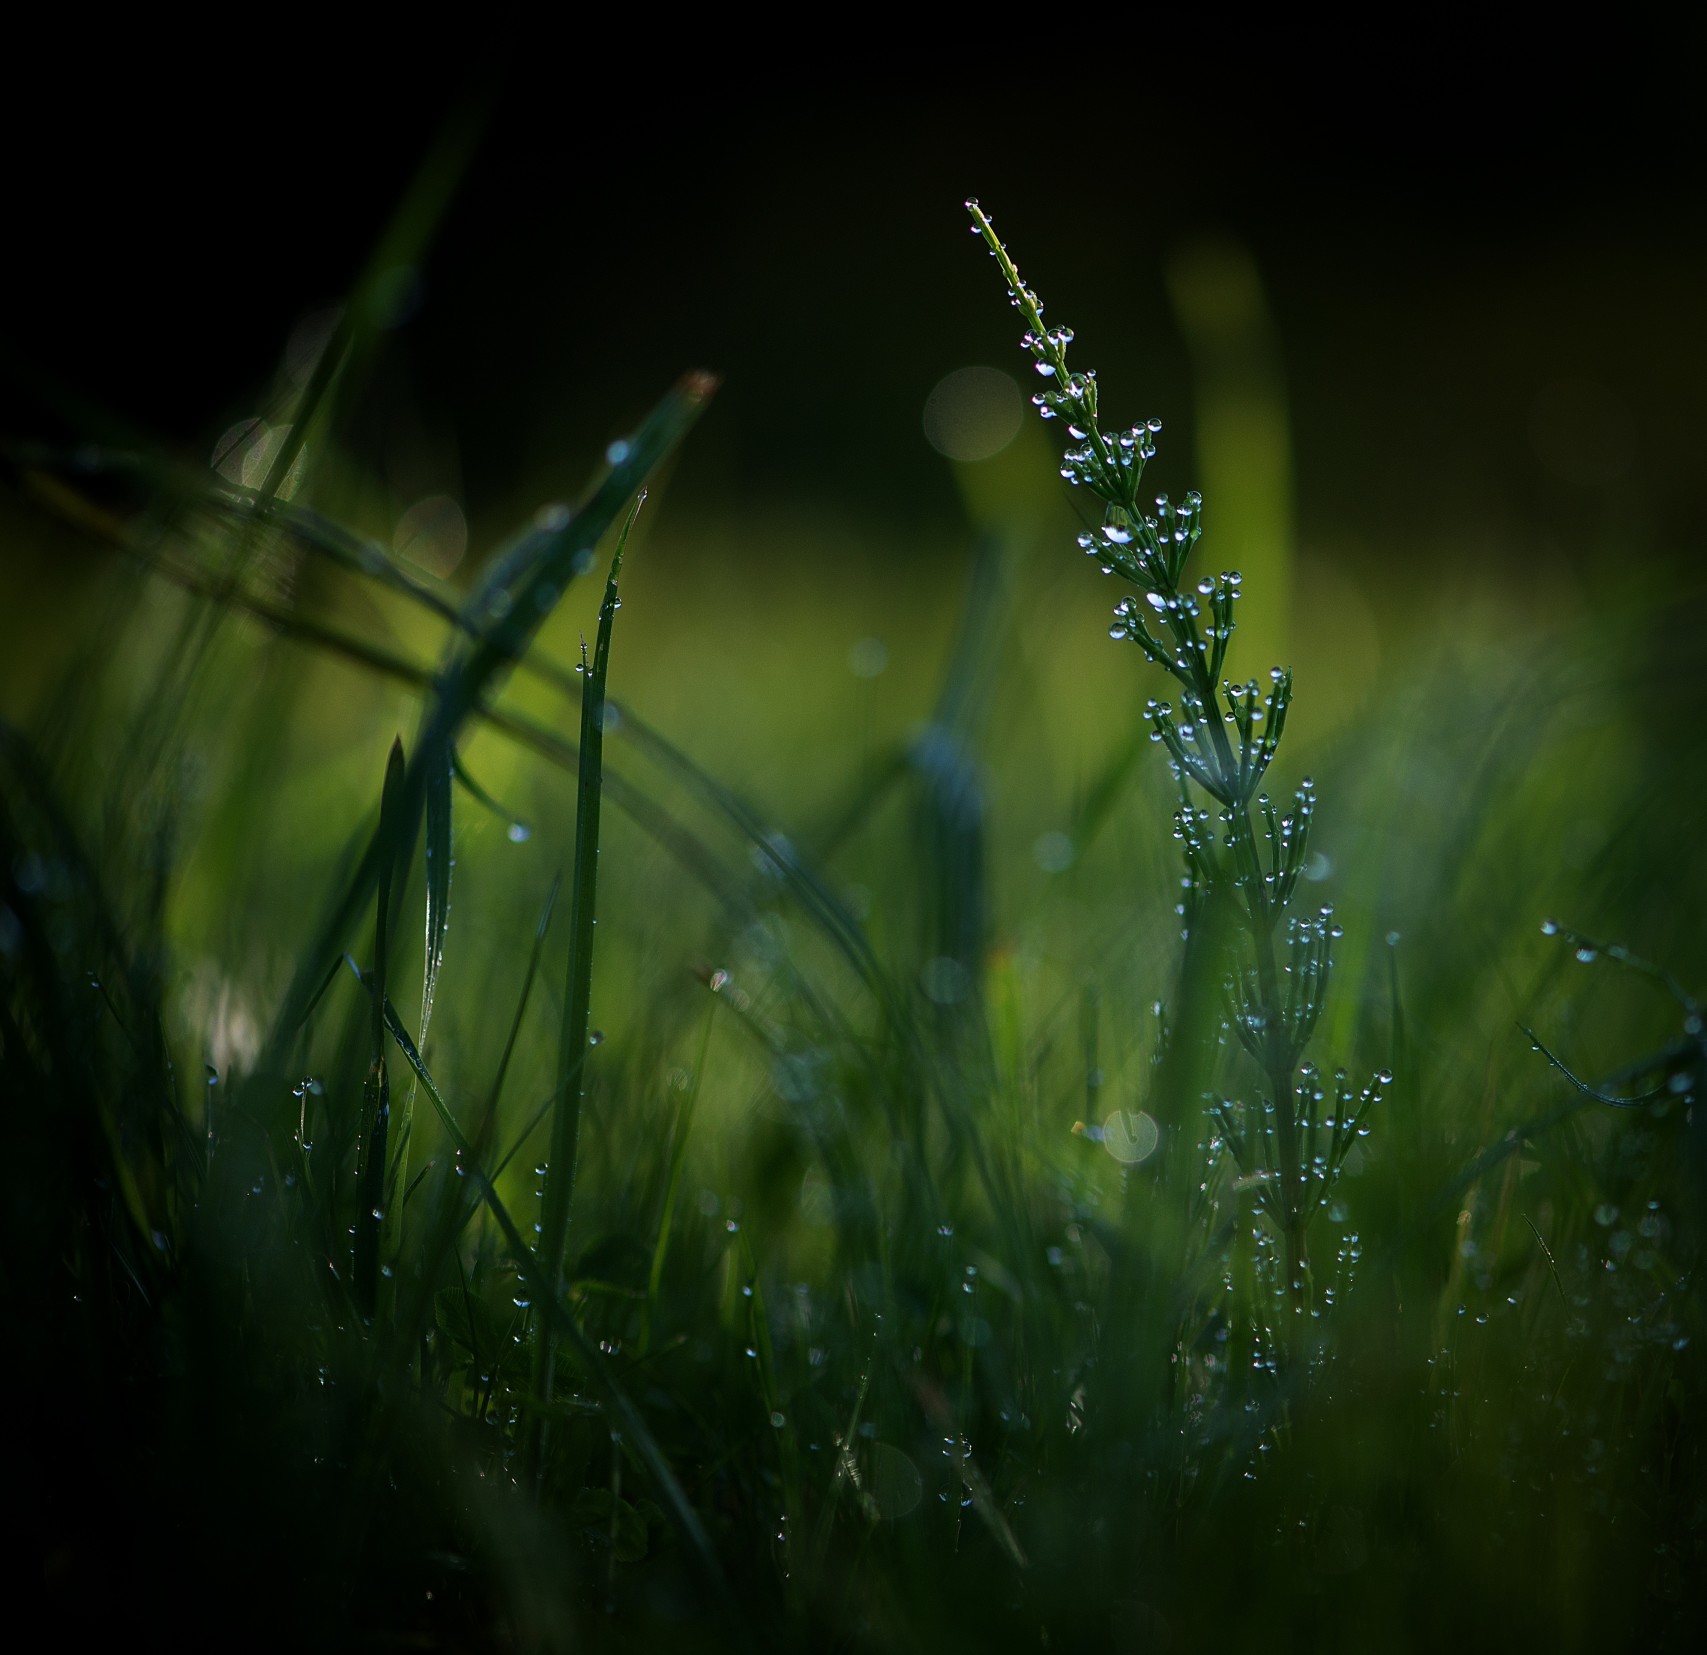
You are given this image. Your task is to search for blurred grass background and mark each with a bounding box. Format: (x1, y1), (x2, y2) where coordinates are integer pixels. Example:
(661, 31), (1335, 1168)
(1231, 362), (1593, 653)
(4, 27), (1707, 1652)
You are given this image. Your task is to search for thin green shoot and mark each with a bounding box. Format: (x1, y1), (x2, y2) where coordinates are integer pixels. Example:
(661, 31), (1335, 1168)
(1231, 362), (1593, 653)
(355, 735), (406, 1320)
(530, 491), (645, 1457)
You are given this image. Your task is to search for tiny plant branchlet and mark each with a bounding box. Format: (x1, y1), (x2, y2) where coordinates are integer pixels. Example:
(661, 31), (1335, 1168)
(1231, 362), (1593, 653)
(967, 200), (1388, 1314)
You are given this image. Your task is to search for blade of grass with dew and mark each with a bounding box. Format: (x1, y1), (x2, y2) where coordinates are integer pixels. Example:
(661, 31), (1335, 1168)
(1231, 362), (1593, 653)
(640, 1005), (714, 1356)
(261, 373), (715, 1078)
(392, 877), (560, 1367)
(25, 456), (903, 1037)
(384, 739), (452, 1270)
(450, 748), (532, 841)
(529, 492), (642, 1460)
(354, 735), (407, 1321)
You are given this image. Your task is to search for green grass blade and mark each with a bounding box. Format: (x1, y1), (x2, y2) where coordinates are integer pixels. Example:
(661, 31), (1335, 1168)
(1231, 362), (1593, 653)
(355, 736), (407, 1321)
(383, 738), (452, 1275)
(530, 493), (643, 1451)
(641, 1007), (714, 1355)
(450, 748), (531, 841)
(251, 94), (488, 511)
(421, 731), (453, 1053)
(261, 373), (715, 1079)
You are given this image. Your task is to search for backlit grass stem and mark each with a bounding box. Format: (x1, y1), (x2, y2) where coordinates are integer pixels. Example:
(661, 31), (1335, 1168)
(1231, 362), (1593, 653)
(529, 493), (643, 1456)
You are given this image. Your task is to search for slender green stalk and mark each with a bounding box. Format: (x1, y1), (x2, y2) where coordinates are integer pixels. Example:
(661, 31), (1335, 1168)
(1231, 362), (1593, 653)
(640, 1005), (713, 1355)
(382, 742), (451, 1275)
(355, 735), (407, 1321)
(529, 494), (644, 1453)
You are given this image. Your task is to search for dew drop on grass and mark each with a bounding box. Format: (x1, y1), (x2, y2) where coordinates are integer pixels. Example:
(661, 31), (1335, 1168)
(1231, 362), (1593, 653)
(507, 822), (531, 844)
(1034, 830), (1074, 872)
(848, 636), (889, 678)
(588, 1030), (604, 1047)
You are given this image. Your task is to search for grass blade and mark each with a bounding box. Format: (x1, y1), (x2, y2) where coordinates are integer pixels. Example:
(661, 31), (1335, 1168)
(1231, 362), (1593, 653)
(529, 493), (643, 1454)
(250, 93), (488, 511)
(355, 735), (407, 1321)
(421, 741), (453, 1050)
(261, 373), (715, 1080)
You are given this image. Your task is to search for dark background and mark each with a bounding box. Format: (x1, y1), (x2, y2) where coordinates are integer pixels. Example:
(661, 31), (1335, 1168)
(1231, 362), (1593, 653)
(6, 27), (1706, 574)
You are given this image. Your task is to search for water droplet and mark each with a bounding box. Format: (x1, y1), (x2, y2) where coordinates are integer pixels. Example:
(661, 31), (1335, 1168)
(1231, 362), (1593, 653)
(848, 636), (888, 678)
(1033, 830), (1074, 873)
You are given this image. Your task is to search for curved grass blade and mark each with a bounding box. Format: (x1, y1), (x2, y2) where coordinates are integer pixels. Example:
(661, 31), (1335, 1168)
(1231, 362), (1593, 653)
(450, 748), (531, 842)
(262, 372), (715, 1078)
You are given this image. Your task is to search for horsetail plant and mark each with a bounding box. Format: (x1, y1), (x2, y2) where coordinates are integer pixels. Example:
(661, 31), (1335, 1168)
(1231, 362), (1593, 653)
(967, 200), (1388, 1315)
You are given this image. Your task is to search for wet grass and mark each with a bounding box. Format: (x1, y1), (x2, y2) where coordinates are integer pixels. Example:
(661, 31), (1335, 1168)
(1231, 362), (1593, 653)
(3, 200), (1706, 1655)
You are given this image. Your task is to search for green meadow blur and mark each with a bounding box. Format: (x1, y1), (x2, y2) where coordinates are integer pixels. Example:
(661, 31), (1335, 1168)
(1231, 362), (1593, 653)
(4, 80), (1706, 1650)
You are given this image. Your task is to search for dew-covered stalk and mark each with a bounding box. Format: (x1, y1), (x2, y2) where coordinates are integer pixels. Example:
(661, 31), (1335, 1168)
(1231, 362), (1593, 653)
(355, 735), (407, 1322)
(967, 201), (1385, 1315)
(528, 495), (642, 1458)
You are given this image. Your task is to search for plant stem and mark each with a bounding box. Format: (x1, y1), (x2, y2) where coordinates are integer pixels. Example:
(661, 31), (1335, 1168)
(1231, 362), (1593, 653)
(528, 495), (643, 1466)
(969, 199), (1316, 1308)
